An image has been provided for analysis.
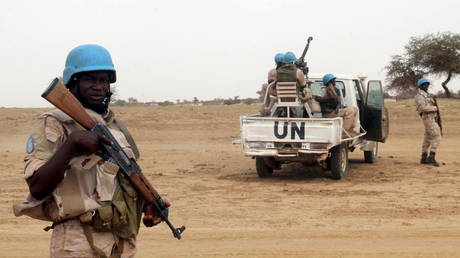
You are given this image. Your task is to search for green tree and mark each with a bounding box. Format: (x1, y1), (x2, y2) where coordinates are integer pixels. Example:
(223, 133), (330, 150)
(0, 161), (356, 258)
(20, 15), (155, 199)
(386, 32), (460, 97)
(385, 55), (422, 95)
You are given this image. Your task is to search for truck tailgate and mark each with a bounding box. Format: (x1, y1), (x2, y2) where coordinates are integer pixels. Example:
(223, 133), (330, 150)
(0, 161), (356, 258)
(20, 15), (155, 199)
(240, 115), (342, 146)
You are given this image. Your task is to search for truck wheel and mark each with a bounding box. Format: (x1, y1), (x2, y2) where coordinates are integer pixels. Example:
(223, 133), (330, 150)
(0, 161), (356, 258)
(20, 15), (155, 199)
(364, 142), (378, 163)
(256, 157), (273, 178)
(330, 143), (348, 180)
(325, 157), (331, 170)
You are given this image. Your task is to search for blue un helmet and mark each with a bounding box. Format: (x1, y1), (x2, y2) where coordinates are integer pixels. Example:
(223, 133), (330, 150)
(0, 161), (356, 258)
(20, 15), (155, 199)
(274, 53), (284, 64)
(322, 73), (336, 85)
(417, 78), (430, 87)
(63, 44), (116, 85)
(283, 52), (297, 64)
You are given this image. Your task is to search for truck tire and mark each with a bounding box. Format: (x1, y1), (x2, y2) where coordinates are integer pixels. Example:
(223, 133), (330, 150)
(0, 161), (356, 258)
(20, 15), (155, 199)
(256, 157), (273, 178)
(330, 143), (348, 180)
(364, 142), (378, 163)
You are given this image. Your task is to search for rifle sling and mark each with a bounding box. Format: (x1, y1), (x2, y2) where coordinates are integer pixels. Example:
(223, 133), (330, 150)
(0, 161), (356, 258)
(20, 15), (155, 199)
(114, 118), (140, 159)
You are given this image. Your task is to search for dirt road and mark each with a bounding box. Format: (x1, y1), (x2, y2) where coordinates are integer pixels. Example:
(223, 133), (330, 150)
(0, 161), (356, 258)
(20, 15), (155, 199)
(1, 99), (459, 257)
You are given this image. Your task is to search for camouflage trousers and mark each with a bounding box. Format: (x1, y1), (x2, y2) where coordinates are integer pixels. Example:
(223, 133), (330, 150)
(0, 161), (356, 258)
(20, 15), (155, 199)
(421, 114), (441, 153)
(50, 219), (137, 258)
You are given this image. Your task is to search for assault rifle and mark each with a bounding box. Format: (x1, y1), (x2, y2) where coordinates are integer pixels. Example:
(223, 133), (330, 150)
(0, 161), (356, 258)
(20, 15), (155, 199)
(295, 36), (313, 77)
(433, 97), (443, 136)
(41, 78), (186, 240)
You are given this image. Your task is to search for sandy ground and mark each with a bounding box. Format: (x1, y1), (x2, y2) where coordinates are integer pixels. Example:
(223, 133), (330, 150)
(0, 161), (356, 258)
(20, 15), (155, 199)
(1, 99), (459, 257)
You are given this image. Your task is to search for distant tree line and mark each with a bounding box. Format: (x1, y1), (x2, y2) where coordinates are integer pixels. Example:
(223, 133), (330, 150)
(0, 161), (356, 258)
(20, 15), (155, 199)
(110, 89), (259, 107)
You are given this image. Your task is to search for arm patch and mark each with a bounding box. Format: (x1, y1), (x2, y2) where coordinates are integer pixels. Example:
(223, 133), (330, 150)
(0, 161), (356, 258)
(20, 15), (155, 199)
(26, 137), (35, 154)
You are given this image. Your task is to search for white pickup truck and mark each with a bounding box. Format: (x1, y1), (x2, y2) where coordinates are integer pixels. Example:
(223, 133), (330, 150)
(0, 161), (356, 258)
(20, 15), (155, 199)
(240, 74), (389, 179)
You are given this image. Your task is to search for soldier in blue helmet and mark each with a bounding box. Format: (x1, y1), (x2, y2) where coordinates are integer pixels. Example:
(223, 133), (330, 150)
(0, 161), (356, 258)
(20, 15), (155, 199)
(315, 73), (359, 137)
(414, 78), (441, 166)
(267, 52), (285, 83)
(14, 44), (166, 257)
(273, 51), (305, 91)
(261, 52), (307, 116)
(63, 44), (117, 114)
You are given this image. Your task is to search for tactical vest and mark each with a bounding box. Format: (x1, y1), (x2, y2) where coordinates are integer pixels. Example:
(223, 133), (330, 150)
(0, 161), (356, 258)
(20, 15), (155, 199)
(276, 64), (297, 82)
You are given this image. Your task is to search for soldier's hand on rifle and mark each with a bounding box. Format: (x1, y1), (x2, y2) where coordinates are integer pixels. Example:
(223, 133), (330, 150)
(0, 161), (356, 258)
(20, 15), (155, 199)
(143, 202), (171, 227)
(67, 131), (112, 156)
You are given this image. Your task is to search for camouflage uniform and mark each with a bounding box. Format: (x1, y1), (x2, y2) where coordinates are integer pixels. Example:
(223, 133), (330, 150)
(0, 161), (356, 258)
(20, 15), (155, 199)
(14, 108), (139, 258)
(415, 88), (441, 153)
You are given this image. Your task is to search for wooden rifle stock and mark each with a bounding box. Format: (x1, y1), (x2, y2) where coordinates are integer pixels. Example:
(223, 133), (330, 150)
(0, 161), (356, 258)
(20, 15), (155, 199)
(41, 78), (96, 129)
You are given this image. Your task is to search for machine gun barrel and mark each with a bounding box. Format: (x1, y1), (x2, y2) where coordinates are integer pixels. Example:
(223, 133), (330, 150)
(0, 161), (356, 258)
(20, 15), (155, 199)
(299, 36), (313, 62)
(295, 36), (313, 77)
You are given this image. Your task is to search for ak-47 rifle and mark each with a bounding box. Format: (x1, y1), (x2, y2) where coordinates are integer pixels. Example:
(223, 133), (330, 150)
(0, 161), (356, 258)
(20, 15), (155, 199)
(433, 97), (443, 136)
(295, 36), (313, 77)
(41, 78), (186, 240)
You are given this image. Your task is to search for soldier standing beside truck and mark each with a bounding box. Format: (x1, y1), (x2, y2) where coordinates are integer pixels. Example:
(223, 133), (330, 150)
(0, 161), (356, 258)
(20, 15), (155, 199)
(414, 78), (441, 166)
(14, 44), (172, 257)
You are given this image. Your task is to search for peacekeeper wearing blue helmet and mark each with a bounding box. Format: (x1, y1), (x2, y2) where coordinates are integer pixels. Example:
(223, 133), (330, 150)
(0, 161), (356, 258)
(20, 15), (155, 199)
(414, 78), (441, 166)
(314, 73), (359, 137)
(261, 52), (307, 116)
(269, 51), (306, 94)
(14, 44), (167, 257)
(277, 52), (305, 87)
(267, 52), (285, 83)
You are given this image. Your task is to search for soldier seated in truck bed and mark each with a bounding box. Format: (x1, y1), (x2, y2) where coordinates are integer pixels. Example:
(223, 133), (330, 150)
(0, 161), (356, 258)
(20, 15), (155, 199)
(314, 73), (359, 137)
(262, 52), (307, 117)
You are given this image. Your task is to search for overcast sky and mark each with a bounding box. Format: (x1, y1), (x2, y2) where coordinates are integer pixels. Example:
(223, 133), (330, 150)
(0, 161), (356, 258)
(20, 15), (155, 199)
(1, 0), (459, 107)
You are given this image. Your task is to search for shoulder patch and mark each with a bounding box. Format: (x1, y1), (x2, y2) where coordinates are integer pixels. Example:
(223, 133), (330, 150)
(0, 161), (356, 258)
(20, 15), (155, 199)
(26, 136), (35, 154)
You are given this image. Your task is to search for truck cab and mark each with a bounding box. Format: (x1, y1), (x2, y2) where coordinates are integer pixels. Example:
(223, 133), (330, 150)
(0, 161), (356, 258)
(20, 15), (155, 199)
(240, 74), (389, 179)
